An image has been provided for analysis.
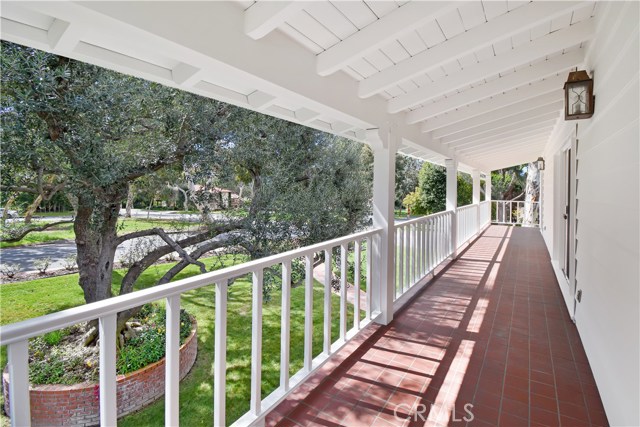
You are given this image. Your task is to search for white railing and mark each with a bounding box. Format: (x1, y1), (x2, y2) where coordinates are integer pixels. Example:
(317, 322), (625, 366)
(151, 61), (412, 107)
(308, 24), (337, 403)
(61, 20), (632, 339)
(492, 200), (540, 226)
(0, 228), (381, 427)
(456, 204), (479, 249)
(394, 210), (453, 301)
(480, 200), (491, 227)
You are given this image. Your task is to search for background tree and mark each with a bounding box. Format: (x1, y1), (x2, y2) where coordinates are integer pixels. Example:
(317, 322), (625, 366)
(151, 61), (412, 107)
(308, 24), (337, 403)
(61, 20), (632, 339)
(394, 154), (422, 210)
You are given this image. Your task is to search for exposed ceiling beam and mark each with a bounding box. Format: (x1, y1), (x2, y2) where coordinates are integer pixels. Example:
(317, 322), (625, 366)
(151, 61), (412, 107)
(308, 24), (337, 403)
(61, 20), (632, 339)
(358, 1), (588, 98)
(316, 1), (458, 76)
(244, 1), (305, 40)
(442, 109), (561, 145)
(430, 91), (563, 138)
(405, 49), (584, 124)
(388, 19), (594, 113)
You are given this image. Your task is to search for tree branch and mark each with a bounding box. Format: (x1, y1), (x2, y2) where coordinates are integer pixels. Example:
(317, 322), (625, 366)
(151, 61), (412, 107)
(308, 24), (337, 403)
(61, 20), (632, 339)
(0, 220), (73, 243)
(154, 228), (206, 274)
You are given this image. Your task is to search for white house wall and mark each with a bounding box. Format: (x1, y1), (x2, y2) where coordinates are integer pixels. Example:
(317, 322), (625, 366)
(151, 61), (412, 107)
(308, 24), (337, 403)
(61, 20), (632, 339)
(541, 2), (639, 425)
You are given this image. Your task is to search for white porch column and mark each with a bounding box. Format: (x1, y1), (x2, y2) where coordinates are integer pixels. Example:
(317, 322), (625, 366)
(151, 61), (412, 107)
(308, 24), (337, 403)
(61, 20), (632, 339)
(472, 169), (481, 232)
(445, 159), (458, 258)
(369, 126), (398, 325)
(485, 172), (492, 202)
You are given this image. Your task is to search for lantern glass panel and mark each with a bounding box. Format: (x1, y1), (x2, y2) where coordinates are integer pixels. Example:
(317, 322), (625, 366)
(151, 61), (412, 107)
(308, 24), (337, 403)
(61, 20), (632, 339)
(567, 81), (591, 115)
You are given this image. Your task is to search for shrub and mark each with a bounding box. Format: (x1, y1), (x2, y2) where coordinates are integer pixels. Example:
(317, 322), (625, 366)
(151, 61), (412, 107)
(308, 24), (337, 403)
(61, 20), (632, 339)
(63, 254), (77, 271)
(34, 257), (52, 274)
(0, 263), (21, 278)
(43, 329), (66, 346)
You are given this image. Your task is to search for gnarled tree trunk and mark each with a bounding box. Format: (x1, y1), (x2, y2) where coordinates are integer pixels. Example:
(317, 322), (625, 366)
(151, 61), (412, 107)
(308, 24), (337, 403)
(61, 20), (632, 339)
(523, 162), (540, 227)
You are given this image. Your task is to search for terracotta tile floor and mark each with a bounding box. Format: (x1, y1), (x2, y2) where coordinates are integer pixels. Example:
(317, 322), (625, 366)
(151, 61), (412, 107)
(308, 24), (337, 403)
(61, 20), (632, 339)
(268, 226), (609, 427)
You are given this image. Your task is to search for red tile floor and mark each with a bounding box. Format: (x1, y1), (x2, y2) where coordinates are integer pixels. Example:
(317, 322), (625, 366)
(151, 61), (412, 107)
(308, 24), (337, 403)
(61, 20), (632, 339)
(268, 226), (609, 427)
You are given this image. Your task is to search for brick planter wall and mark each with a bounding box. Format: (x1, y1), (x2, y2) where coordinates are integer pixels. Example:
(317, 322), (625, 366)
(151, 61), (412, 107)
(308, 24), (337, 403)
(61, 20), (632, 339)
(3, 320), (197, 427)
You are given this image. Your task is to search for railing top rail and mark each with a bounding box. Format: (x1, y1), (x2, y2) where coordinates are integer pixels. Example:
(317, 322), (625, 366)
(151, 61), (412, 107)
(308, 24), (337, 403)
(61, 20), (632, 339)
(393, 209), (453, 229)
(491, 200), (539, 204)
(0, 227), (381, 346)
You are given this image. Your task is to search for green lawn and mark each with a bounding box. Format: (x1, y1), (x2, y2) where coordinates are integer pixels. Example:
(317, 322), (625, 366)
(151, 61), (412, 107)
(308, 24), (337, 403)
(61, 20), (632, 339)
(0, 256), (362, 425)
(0, 218), (199, 248)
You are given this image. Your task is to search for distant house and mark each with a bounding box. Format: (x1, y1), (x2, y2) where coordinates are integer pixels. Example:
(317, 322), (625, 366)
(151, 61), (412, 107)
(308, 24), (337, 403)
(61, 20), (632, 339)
(190, 185), (241, 210)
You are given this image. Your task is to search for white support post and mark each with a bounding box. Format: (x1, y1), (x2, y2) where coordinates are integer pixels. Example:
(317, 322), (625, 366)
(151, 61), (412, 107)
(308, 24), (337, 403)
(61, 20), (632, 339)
(99, 314), (117, 427)
(472, 170), (481, 234)
(165, 294), (181, 427)
(214, 281), (228, 427)
(486, 172), (492, 203)
(7, 340), (30, 427)
(369, 126), (398, 325)
(445, 159), (458, 258)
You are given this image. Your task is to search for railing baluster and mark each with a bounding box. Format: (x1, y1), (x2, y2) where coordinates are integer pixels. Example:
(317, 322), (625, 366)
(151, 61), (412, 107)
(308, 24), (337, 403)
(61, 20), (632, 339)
(99, 313), (117, 427)
(214, 281), (228, 427)
(323, 251), (332, 355)
(339, 244), (347, 342)
(398, 226), (404, 297)
(412, 223), (417, 285)
(250, 270), (263, 416)
(354, 241), (361, 330)
(426, 219), (432, 272)
(165, 294), (181, 427)
(7, 340), (30, 427)
(404, 225), (410, 292)
(280, 262), (291, 390)
(304, 254), (313, 372)
(366, 236), (372, 320)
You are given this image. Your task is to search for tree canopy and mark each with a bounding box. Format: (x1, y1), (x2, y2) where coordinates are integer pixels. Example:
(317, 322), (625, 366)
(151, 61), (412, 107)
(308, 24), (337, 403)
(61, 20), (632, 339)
(1, 41), (372, 341)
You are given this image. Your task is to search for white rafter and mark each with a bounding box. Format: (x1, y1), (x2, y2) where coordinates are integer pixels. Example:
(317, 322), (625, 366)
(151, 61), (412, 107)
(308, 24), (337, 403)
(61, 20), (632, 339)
(457, 133), (551, 157)
(316, 1), (458, 76)
(429, 91), (563, 138)
(388, 19), (594, 113)
(441, 109), (562, 145)
(358, 1), (588, 98)
(244, 1), (305, 40)
(406, 49), (584, 124)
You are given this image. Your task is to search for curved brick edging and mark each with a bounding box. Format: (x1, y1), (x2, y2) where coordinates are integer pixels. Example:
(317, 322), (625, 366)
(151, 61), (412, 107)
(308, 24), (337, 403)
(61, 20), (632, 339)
(3, 319), (197, 427)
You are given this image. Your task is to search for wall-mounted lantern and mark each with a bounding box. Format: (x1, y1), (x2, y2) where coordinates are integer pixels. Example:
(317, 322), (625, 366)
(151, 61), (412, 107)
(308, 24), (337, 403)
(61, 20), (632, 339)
(564, 70), (595, 120)
(536, 157), (545, 171)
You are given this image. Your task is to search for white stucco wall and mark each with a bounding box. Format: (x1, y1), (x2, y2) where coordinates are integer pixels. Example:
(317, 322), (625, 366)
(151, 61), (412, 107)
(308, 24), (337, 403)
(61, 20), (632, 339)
(541, 2), (639, 425)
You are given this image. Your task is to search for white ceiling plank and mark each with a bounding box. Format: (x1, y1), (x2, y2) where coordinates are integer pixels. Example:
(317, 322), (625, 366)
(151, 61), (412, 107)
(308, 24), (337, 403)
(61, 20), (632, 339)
(432, 92), (563, 138)
(458, 127), (554, 153)
(363, 49), (394, 71)
(396, 30), (426, 56)
(421, 75), (565, 132)
(482, 0), (508, 21)
(470, 142), (547, 161)
(316, 1), (458, 76)
(244, 1), (305, 40)
(405, 49), (584, 124)
(462, 134), (550, 156)
(288, 11), (340, 50)
(365, 1), (398, 19)
(458, 2), (487, 31)
(278, 23), (324, 54)
(416, 20), (446, 48)
(330, 1), (377, 30)
(380, 40), (410, 64)
(172, 62), (201, 86)
(446, 115), (560, 148)
(305, 2), (358, 40)
(439, 102), (562, 143)
(358, 1), (585, 98)
(388, 19), (593, 113)
(295, 107), (321, 123)
(436, 8), (465, 40)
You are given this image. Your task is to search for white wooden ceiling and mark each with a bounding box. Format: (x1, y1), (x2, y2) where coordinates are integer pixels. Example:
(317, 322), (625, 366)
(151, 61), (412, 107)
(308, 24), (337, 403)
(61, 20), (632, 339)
(0, 1), (598, 172)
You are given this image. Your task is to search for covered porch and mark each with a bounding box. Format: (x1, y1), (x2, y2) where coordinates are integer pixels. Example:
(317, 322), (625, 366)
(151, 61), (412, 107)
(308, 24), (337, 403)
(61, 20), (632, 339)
(0, 1), (637, 426)
(269, 226), (607, 427)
